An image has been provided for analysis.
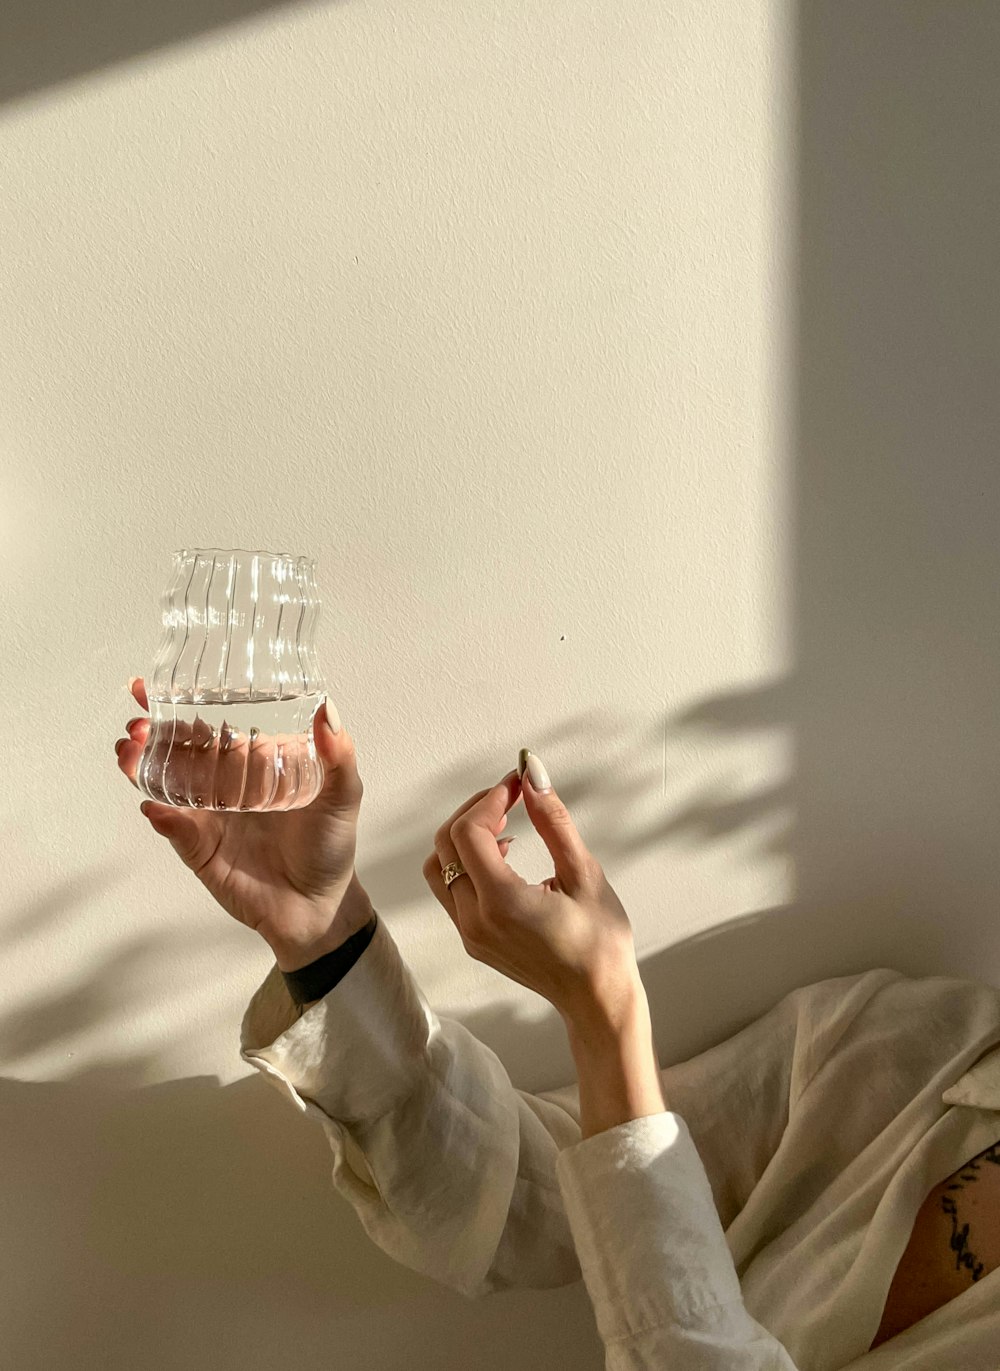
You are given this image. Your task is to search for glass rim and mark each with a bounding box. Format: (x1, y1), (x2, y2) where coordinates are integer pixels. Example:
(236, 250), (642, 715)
(172, 546), (316, 564)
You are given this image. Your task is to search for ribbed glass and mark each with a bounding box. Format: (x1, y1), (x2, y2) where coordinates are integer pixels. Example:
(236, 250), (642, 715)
(136, 548), (327, 812)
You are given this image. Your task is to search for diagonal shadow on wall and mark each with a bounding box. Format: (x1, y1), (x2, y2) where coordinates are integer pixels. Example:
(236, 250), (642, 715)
(0, 0), (333, 108)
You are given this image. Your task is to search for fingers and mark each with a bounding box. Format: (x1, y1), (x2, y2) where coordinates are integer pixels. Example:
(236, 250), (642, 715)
(116, 679), (151, 789)
(422, 834), (517, 926)
(116, 717), (150, 789)
(447, 772), (523, 899)
(434, 782), (504, 848)
(183, 715), (238, 809)
(117, 715), (193, 797)
(116, 696), (315, 810)
(519, 761), (597, 895)
(428, 777), (520, 917)
(128, 676), (149, 712)
(207, 723), (303, 811)
(152, 723), (290, 811)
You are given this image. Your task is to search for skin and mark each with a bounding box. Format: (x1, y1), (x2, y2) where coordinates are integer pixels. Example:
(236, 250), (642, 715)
(869, 1141), (1000, 1348)
(115, 679), (667, 1139)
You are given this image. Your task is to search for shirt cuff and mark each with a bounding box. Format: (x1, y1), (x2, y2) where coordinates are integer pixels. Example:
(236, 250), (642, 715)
(239, 914), (435, 1122)
(555, 1111), (747, 1346)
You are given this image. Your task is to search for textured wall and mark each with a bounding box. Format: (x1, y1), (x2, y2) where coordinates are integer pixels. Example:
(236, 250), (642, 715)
(3, 2), (996, 1367)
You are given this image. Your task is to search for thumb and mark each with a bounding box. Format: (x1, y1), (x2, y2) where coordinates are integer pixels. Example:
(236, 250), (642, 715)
(519, 751), (594, 893)
(311, 697), (364, 814)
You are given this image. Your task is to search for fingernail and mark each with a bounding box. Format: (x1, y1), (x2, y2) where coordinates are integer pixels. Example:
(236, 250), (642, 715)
(495, 834), (517, 845)
(324, 698), (341, 734)
(139, 801), (150, 817)
(127, 676), (139, 693)
(524, 751), (551, 793)
(517, 748), (530, 780)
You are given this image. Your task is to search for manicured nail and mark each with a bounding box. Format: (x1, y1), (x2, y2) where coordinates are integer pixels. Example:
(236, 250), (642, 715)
(524, 751), (551, 793)
(495, 834), (517, 845)
(517, 748), (530, 780)
(324, 698), (341, 734)
(127, 676), (139, 693)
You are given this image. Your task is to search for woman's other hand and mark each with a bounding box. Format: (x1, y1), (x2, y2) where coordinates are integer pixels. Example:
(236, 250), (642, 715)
(114, 677), (371, 969)
(422, 755), (643, 1031)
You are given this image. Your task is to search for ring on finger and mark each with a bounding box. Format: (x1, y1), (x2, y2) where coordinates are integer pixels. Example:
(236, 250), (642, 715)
(441, 834), (514, 887)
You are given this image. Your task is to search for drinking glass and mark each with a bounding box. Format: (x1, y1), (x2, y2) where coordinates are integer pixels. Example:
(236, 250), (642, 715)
(135, 547), (327, 812)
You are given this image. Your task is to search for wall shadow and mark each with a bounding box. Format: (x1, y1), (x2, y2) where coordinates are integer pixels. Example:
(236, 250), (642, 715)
(0, 1067), (602, 1369)
(0, 0), (331, 109)
(793, 2), (1000, 988)
(0, 888), (831, 1371)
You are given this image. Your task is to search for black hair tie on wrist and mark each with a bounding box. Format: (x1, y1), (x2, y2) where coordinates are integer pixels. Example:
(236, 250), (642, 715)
(280, 913), (379, 1007)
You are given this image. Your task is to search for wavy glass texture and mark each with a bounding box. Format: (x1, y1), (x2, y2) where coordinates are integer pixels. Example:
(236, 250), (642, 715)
(136, 548), (327, 812)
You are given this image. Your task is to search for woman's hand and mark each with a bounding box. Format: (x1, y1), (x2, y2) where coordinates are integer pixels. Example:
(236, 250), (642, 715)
(422, 757), (644, 1030)
(425, 756), (667, 1137)
(115, 677), (371, 969)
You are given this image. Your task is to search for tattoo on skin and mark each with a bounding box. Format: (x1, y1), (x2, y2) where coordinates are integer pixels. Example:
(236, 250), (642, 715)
(939, 1142), (1000, 1283)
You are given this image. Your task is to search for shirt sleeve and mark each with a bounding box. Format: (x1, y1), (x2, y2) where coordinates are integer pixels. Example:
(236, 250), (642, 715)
(239, 911), (897, 1309)
(240, 913), (582, 1297)
(538, 968), (900, 1369)
(554, 1113), (801, 1369)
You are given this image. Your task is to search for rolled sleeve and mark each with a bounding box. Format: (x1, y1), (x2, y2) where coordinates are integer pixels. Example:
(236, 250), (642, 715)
(240, 915), (434, 1122)
(238, 915), (579, 1298)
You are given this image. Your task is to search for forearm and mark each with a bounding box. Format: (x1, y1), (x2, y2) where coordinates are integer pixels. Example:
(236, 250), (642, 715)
(564, 974), (669, 1140)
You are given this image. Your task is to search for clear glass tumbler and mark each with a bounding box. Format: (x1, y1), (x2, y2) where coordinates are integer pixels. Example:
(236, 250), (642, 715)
(136, 547), (327, 812)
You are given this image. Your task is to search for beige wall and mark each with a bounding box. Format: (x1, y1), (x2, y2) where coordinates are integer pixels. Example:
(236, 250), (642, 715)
(3, 2), (998, 1366)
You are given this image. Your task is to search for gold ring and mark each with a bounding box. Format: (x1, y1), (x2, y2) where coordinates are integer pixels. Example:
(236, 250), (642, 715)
(441, 860), (467, 887)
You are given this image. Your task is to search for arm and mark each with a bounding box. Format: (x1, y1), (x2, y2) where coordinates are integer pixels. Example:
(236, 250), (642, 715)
(554, 975), (802, 1369)
(563, 972), (668, 1141)
(240, 888), (892, 1304)
(241, 909), (583, 1298)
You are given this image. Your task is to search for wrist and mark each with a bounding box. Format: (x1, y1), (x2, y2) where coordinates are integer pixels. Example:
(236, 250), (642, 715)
(563, 976), (669, 1140)
(561, 959), (649, 1049)
(269, 874), (375, 973)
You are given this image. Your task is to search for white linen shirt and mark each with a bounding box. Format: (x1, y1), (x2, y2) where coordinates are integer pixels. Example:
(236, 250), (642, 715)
(239, 916), (1000, 1370)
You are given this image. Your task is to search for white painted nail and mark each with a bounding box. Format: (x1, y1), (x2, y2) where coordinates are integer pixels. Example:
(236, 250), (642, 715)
(525, 751), (551, 793)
